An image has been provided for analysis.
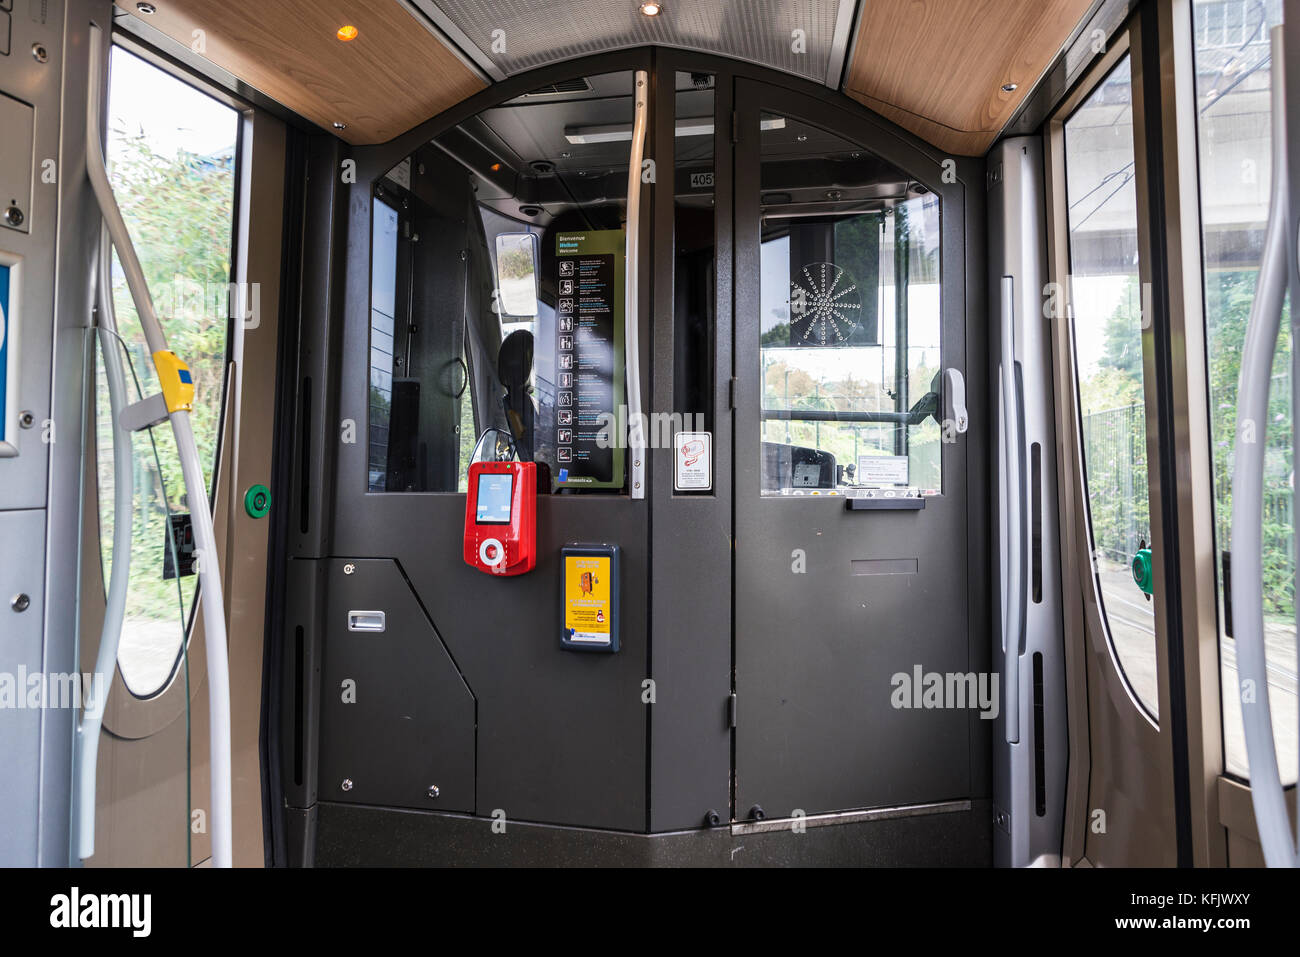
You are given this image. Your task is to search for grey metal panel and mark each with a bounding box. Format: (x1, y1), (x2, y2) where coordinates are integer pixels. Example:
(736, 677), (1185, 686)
(0, 0), (108, 867)
(988, 138), (1068, 867)
(330, 496), (649, 832)
(0, 509), (46, 865)
(421, 0), (853, 87)
(0, 91), (34, 236)
(314, 798), (991, 866)
(289, 136), (347, 561)
(963, 152), (993, 807)
(732, 78), (975, 819)
(280, 557), (325, 812)
(647, 52), (733, 832)
(0, 0), (64, 508)
(318, 558), (476, 812)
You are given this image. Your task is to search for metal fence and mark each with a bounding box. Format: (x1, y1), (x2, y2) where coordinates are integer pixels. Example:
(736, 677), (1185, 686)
(1082, 402), (1150, 565)
(1082, 379), (1294, 589)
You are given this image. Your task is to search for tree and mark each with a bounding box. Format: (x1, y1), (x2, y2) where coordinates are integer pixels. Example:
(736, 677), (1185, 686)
(97, 127), (236, 646)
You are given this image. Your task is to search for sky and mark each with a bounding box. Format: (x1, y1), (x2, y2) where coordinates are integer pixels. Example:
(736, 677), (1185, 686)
(108, 47), (237, 160)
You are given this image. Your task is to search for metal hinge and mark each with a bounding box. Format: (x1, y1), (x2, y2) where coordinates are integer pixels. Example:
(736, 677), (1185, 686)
(728, 377), (738, 410)
(728, 693), (737, 728)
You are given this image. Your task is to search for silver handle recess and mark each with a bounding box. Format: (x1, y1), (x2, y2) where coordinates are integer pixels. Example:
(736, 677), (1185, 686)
(348, 610), (387, 633)
(1000, 275), (1025, 744)
(1229, 25), (1298, 869)
(625, 70), (649, 499)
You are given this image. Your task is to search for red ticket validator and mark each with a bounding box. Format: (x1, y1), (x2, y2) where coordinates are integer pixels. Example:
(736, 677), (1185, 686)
(463, 461), (537, 576)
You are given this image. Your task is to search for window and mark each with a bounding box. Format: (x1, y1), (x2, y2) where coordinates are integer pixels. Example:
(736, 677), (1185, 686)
(1191, 0), (1295, 782)
(1062, 55), (1159, 718)
(369, 71), (639, 493)
(494, 232), (539, 319)
(757, 113), (942, 498)
(96, 47), (240, 696)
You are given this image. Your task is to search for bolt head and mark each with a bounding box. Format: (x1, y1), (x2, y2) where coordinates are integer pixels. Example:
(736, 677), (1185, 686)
(343, 563), (356, 575)
(427, 785), (440, 799)
(341, 778), (353, 791)
(11, 594), (31, 613)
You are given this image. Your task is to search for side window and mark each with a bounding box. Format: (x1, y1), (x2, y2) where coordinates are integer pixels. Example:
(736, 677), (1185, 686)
(756, 112), (943, 498)
(1190, 0), (1295, 783)
(366, 170), (478, 493)
(97, 47), (239, 696)
(368, 71), (640, 494)
(1061, 55), (1160, 719)
(493, 231), (540, 332)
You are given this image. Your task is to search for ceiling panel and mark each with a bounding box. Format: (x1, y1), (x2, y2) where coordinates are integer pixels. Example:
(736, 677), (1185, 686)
(419, 0), (855, 84)
(843, 0), (1097, 156)
(127, 0), (486, 145)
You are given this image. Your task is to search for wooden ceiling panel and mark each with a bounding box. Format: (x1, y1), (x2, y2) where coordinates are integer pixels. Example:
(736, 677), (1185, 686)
(843, 0), (1096, 156)
(131, 0), (486, 145)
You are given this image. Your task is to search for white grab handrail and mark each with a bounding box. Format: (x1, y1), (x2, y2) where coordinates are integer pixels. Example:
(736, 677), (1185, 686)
(73, 227), (134, 861)
(1000, 275), (1025, 744)
(625, 70), (648, 499)
(84, 22), (233, 868)
(1229, 24), (1297, 869)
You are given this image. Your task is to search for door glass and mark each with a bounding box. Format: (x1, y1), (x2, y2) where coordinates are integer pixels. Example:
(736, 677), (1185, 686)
(757, 112), (942, 499)
(674, 70), (716, 464)
(100, 46), (239, 698)
(369, 71), (638, 493)
(1190, 0), (1295, 782)
(1062, 56), (1159, 718)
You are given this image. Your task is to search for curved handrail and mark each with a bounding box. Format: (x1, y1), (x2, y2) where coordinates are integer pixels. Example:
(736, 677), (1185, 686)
(625, 70), (648, 499)
(1229, 24), (1297, 869)
(73, 227), (134, 860)
(85, 22), (233, 867)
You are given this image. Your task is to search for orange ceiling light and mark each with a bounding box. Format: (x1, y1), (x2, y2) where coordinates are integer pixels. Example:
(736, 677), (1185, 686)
(336, 24), (359, 42)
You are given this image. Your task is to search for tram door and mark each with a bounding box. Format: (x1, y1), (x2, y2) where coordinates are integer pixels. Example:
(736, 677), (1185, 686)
(732, 80), (980, 819)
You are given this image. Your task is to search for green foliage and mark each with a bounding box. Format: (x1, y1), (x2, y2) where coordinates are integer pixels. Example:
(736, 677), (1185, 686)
(1205, 270), (1293, 616)
(1081, 272), (1293, 618)
(496, 245), (534, 281)
(97, 128), (236, 650)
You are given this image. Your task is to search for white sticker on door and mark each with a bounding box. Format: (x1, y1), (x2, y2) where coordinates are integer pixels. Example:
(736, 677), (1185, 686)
(674, 431), (712, 491)
(857, 454), (909, 486)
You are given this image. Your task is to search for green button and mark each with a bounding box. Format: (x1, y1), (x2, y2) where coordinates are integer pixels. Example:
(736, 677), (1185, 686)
(244, 483), (271, 519)
(1132, 547), (1153, 595)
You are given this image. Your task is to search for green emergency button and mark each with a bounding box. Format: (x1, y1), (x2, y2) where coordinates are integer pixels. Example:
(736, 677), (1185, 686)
(244, 483), (271, 519)
(1132, 546), (1153, 596)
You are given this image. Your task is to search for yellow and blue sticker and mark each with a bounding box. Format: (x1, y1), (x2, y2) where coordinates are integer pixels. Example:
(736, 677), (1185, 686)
(152, 350), (195, 414)
(561, 544), (619, 653)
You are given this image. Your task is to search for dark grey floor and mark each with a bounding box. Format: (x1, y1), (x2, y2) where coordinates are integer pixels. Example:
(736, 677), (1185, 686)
(309, 799), (993, 867)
